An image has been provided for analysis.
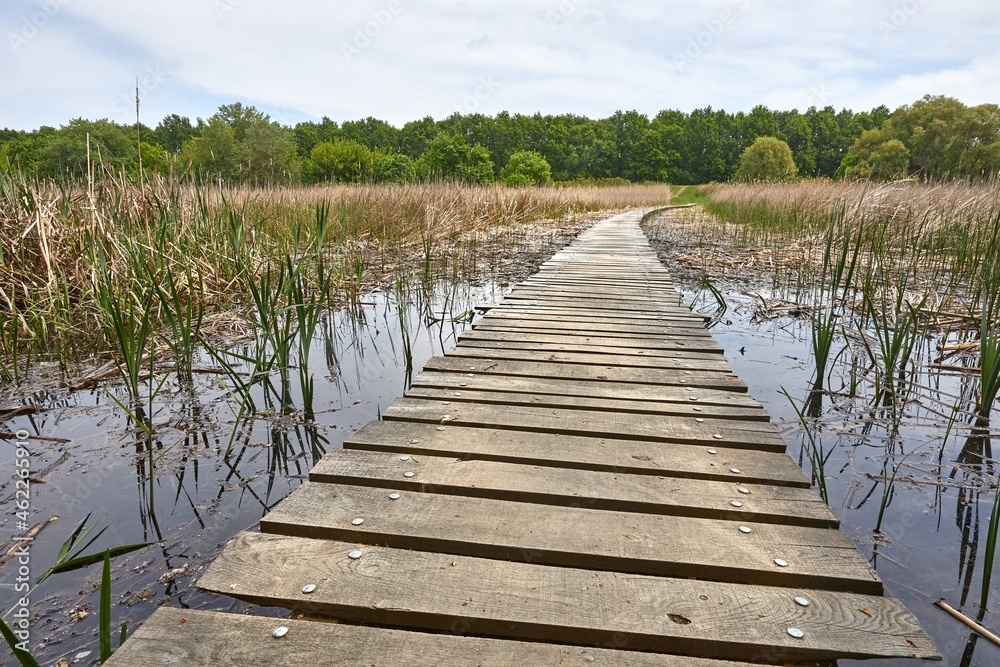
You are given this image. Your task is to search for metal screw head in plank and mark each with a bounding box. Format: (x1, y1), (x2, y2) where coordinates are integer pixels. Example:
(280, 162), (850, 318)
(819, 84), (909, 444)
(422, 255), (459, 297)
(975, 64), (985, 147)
(794, 597), (810, 607)
(352, 518), (365, 526)
(685, 387), (694, 392)
(400, 455), (411, 461)
(730, 468), (741, 474)
(774, 558), (789, 567)
(693, 406), (702, 412)
(408, 439), (419, 444)
(459, 382), (467, 386)
(272, 626), (289, 638)
(730, 501), (743, 508)
(738, 486), (750, 494)
(787, 628), (804, 639)
(468, 366), (477, 370)
(688, 397), (698, 401)
(453, 392), (462, 396)
(301, 584), (316, 594)
(684, 371), (692, 375)
(389, 492), (401, 500)
(713, 434), (723, 439)
(348, 550), (363, 560)
(707, 449), (718, 455)
(739, 526), (752, 534)
(436, 426), (446, 431)
(695, 418), (705, 423)
(442, 401), (450, 405)
(680, 379), (687, 383)
(404, 471), (415, 478)
(466, 373), (475, 377)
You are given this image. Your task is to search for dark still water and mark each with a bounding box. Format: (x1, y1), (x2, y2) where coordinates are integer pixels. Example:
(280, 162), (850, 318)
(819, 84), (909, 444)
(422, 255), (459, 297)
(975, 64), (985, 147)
(0, 282), (502, 666)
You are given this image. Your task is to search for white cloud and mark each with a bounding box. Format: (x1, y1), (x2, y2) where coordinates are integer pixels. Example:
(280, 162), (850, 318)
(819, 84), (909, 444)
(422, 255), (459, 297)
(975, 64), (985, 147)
(0, 0), (996, 129)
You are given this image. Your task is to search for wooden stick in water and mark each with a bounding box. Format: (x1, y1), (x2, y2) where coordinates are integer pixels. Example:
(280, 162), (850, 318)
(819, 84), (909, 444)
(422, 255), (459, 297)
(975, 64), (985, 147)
(934, 599), (1000, 648)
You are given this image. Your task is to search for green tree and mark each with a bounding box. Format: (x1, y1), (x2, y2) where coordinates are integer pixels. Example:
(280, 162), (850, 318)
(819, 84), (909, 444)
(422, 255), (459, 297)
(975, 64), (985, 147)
(307, 140), (372, 182)
(420, 133), (494, 184)
(42, 119), (145, 178)
(882, 95), (1000, 179)
(733, 136), (798, 182)
(180, 117), (238, 180)
(501, 150), (552, 186)
(399, 116), (440, 158)
(179, 104), (298, 184)
(840, 129), (910, 180)
(0, 126), (55, 175)
(150, 114), (195, 154)
(293, 117), (339, 157)
(340, 117), (400, 152)
(371, 151), (415, 183)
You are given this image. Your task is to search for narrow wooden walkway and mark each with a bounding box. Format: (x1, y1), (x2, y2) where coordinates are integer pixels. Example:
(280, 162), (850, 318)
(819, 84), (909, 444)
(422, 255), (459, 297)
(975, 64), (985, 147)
(107, 211), (938, 665)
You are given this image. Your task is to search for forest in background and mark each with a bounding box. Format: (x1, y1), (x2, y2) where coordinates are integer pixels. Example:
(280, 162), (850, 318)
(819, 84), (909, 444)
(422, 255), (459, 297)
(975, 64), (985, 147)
(1, 94), (997, 186)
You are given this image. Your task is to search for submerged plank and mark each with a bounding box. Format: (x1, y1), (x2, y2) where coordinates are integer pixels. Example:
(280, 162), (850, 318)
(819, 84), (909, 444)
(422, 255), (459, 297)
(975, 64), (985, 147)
(310, 448), (837, 528)
(199, 533), (936, 663)
(260, 481), (877, 592)
(104, 608), (742, 667)
(382, 398), (786, 450)
(344, 421), (811, 487)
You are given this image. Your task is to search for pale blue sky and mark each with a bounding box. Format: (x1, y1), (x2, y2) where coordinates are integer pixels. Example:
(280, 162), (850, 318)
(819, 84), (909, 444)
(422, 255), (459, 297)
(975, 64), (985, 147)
(2, 0), (998, 130)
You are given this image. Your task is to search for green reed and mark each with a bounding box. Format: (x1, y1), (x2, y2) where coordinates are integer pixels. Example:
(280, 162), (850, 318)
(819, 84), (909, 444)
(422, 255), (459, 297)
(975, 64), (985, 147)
(982, 488), (1000, 611)
(92, 244), (155, 406)
(811, 208), (861, 396)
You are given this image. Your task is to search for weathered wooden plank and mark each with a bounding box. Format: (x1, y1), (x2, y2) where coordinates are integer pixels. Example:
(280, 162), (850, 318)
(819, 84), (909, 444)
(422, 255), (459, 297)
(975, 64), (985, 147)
(383, 398), (784, 450)
(406, 385), (768, 421)
(260, 482), (876, 592)
(472, 319), (714, 338)
(445, 345), (733, 370)
(460, 327), (725, 352)
(200, 533), (937, 662)
(523, 279), (680, 294)
(502, 295), (697, 315)
(423, 356), (748, 391)
(411, 370), (761, 408)
(104, 608), (743, 667)
(484, 304), (707, 324)
(511, 286), (681, 302)
(504, 292), (689, 308)
(458, 338), (724, 359)
(470, 321), (718, 343)
(478, 312), (714, 336)
(345, 421), (810, 488)
(310, 449), (837, 528)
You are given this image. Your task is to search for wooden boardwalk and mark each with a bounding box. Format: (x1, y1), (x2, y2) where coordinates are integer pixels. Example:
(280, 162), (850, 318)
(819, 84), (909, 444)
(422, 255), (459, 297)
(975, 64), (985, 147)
(107, 211), (938, 665)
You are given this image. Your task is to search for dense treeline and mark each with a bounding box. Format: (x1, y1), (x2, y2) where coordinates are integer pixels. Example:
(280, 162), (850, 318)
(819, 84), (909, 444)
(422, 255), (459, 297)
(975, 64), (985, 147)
(1, 95), (997, 185)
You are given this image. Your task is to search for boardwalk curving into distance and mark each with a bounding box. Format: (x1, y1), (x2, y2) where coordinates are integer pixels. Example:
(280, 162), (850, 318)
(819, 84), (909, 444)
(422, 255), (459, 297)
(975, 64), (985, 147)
(107, 211), (938, 665)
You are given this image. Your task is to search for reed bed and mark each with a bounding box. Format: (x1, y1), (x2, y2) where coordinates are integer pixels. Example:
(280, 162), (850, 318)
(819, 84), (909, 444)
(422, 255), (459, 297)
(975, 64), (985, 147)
(0, 174), (670, 373)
